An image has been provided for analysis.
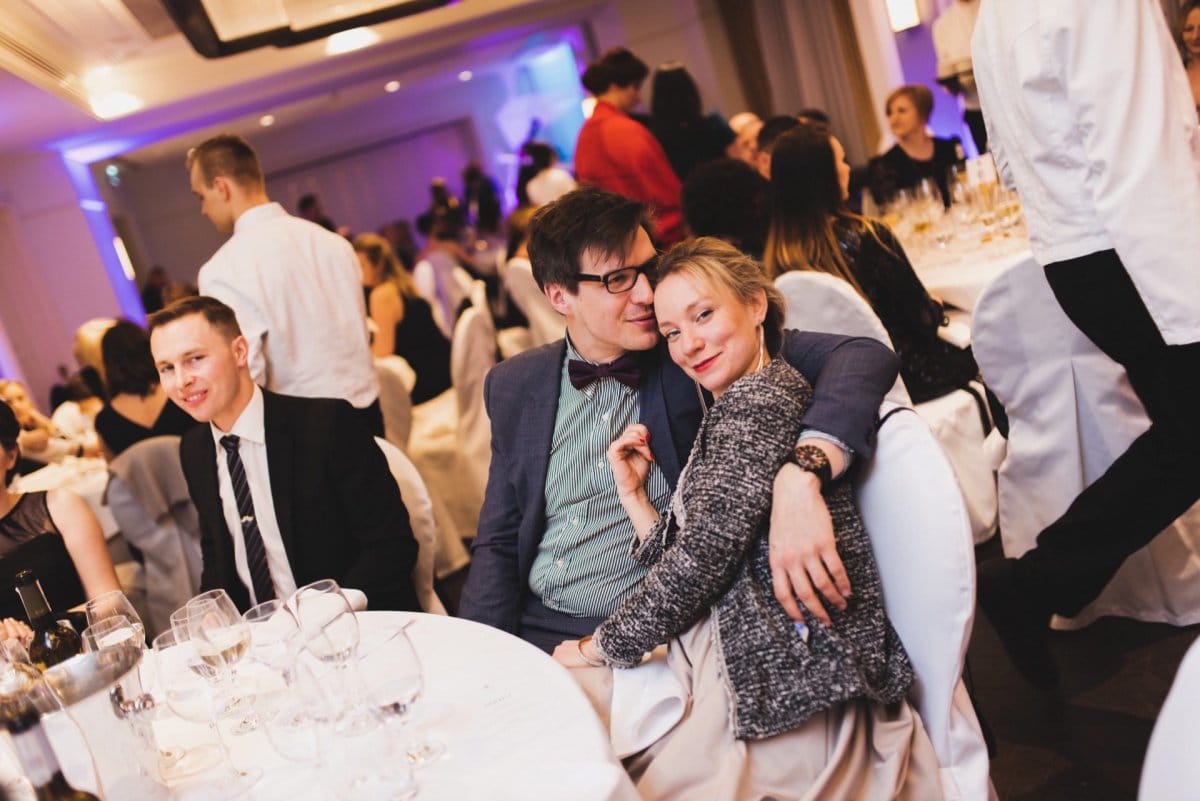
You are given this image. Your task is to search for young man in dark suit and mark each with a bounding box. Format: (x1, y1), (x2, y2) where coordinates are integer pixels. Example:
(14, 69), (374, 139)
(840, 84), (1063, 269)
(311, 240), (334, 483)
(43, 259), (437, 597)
(459, 187), (899, 652)
(148, 295), (419, 612)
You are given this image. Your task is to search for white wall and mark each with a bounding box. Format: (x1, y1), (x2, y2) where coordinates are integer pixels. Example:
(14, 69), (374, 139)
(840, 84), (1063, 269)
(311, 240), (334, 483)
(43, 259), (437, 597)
(0, 153), (126, 403)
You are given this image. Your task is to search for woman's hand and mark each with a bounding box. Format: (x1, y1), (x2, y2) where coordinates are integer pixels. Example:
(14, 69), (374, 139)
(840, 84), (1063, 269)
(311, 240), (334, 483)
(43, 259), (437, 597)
(552, 638), (601, 668)
(0, 618), (32, 647)
(607, 424), (654, 499)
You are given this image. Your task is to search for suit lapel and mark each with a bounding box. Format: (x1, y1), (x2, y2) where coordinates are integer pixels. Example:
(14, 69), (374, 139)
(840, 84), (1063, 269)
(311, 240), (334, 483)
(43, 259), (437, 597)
(524, 342), (566, 531)
(261, 391), (298, 562)
(640, 346), (706, 488)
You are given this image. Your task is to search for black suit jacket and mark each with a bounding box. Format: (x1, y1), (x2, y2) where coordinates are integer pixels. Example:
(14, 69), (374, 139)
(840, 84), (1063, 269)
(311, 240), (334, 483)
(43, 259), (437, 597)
(180, 390), (420, 612)
(459, 331), (899, 637)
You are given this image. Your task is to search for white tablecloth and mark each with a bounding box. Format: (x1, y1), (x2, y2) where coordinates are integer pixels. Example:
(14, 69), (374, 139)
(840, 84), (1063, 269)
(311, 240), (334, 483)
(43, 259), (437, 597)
(908, 237), (1033, 315)
(131, 613), (637, 801)
(13, 458), (119, 540)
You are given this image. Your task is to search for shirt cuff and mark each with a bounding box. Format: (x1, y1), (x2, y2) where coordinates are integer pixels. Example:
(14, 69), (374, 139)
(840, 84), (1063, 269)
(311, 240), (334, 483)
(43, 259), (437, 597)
(797, 430), (853, 477)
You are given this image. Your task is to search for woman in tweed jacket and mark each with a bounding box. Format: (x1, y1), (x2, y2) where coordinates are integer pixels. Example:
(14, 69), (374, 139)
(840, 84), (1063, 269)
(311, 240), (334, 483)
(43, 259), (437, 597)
(553, 238), (942, 800)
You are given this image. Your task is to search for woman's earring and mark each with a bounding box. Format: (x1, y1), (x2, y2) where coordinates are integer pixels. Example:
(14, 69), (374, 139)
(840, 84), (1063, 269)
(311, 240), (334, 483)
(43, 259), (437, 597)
(755, 325), (766, 371)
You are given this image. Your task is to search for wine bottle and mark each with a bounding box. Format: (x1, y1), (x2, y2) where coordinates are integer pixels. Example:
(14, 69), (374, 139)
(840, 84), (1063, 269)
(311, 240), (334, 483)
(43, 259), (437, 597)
(6, 707), (100, 800)
(14, 570), (80, 671)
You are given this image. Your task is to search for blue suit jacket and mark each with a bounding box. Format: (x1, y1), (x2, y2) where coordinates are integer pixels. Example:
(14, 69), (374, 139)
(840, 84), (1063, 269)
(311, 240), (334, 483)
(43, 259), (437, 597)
(459, 331), (898, 636)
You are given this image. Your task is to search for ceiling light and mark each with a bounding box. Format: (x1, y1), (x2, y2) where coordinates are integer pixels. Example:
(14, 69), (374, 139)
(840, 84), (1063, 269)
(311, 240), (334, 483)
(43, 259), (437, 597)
(385, 80), (401, 93)
(259, 114), (276, 127)
(458, 70), (473, 82)
(885, 0), (921, 32)
(90, 92), (144, 120)
(163, 0), (454, 58)
(325, 27), (381, 55)
(113, 236), (136, 282)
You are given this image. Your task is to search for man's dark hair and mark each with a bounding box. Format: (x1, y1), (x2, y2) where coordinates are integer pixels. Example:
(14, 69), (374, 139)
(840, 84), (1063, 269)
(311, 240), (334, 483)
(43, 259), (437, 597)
(298, 194), (318, 213)
(581, 47), (649, 95)
(101, 321), (158, 397)
(527, 187), (652, 292)
(682, 158), (770, 257)
(0, 401), (18, 484)
(757, 115), (802, 155)
(795, 107), (831, 125)
(147, 295), (243, 342)
(186, 134), (264, 189)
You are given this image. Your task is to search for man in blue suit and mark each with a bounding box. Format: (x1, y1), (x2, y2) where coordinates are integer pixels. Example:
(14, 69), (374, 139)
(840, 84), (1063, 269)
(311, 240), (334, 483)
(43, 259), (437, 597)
(460, 188), (898, 652)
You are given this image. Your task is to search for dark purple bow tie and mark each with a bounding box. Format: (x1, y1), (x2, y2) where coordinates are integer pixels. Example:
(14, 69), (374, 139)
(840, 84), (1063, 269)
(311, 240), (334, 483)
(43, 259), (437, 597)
(568, 353), (643, 390)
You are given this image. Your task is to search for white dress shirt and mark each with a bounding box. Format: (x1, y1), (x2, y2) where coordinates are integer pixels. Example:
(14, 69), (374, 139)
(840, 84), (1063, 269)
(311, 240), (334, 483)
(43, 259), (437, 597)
(972, 0), (1200, 346)
(198, 202), (379, 408)
(932, 0), (981, 111)
(210, 385), (297, 606)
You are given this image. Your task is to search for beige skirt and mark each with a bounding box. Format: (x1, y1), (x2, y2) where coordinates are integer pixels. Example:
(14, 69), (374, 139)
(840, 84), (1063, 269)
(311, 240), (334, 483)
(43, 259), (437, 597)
(571, 617), (945, 801)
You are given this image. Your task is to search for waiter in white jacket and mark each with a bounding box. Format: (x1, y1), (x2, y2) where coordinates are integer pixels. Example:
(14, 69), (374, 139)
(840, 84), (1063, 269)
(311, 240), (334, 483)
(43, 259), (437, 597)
(972, 0), (1200, 687)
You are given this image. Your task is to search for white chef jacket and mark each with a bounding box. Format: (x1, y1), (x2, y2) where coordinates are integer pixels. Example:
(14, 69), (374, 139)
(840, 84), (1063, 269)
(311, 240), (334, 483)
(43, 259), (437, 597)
(198, 203), (379, 408)
(972, 0), (1200, 346)
(932, 0), (981, 111)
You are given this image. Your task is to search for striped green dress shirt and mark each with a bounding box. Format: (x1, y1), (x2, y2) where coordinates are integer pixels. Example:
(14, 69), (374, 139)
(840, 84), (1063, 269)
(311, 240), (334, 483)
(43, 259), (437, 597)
(529, 339), (671, 618)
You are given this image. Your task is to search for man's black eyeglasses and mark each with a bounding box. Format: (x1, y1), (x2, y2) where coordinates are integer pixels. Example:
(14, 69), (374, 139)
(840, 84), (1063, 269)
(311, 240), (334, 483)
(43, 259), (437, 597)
(576, 255), (660, 294)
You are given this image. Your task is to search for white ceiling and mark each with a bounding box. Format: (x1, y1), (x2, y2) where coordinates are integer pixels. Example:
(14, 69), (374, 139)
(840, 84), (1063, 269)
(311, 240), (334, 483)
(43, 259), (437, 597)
(0, 0), (605, 162)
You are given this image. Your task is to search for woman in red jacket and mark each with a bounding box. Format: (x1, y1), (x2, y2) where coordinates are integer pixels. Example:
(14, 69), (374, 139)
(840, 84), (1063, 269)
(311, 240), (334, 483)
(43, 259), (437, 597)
(575, 48), (684, 246)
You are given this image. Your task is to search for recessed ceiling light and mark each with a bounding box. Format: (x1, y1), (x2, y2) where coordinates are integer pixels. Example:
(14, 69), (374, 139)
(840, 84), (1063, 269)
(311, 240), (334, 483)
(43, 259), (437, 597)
(326, 27), (380, 55)
(89, 92), (143, 120)
(458, 70), (473, 82)
(259, 114), (276, 127)
(385, 80), (401, 93)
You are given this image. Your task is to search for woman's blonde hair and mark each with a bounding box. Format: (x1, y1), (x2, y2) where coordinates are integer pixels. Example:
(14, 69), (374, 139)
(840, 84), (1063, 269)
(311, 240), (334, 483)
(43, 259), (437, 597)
(885, 83), (934, 123)
(656, 236), (785, 355)
(353, 233), (418, 300)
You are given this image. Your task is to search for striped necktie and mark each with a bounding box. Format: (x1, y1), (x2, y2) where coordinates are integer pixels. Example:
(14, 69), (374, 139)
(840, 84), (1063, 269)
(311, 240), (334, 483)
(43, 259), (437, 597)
(219, 435), (276, 603)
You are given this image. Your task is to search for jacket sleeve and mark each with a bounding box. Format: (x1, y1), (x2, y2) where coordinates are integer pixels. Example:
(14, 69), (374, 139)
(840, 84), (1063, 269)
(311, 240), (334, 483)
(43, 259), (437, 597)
(594, 374), (802, 667)
(329, 400), (420, 610)
(778, 331), (898, 459)
(458, 368), (525, 633)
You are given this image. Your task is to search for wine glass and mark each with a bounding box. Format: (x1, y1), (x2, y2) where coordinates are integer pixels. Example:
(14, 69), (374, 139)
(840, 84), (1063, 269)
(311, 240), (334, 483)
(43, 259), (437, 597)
(151, 628), (261, 794)
(183, 598), (256, 733)
(82, 615), (143, 653)
(242, 599), (299, 677)
(358, 625), (445, 767)
(293, 580), (362, 723)
(85, 590), (144, 646)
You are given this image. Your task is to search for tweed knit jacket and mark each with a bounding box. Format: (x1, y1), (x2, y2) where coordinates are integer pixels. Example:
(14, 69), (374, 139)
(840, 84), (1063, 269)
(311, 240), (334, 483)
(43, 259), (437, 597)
(593, 357), (914, 740)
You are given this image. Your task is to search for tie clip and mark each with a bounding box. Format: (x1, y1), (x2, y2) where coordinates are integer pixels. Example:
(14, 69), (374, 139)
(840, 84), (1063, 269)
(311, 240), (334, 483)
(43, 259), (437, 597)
(241, 515), (255, 524)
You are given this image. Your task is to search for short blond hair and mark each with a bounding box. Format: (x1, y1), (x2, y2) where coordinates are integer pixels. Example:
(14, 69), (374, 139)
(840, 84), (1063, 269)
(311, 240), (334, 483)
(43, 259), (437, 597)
(656, 237), (785, 355)
(885, 84), (934, 123)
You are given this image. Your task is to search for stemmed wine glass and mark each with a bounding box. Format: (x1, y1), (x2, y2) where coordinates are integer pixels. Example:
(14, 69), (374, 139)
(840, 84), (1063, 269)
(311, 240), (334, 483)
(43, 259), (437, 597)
(292, 579), (361, 717)
(85, 590), (145, 645)
(358, 625), (445, 767)
(182, 596), (256, 733)
(151, 627), (261, 795)
(82, 615), (143, 653)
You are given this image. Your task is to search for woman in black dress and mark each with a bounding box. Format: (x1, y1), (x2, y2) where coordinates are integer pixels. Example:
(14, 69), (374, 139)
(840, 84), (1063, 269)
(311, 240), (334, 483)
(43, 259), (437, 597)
(866, 84), (964, 209)
(355, 233), (452, 404)
(766, 123), (978, 404)
(94, 320), (196, 458)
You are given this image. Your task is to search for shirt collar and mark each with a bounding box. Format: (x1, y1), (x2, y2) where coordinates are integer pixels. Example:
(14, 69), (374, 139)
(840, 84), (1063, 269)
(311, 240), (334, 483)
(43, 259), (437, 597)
(210, 384), (267, 447)
(233, 202), (286, 234)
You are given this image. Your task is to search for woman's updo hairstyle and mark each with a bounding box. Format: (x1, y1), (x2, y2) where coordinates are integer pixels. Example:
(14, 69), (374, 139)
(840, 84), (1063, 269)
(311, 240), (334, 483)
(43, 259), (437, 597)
(581, 47), (649, 95)
(656, 236), (785, 356)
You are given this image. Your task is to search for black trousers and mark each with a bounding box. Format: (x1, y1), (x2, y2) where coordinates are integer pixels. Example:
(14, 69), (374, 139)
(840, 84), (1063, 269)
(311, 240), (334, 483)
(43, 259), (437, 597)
(964, 108), (988, 155)
(519, 594), (607, 654)
(352, 398), (385, 439)
(1015, 250), (1200, 615)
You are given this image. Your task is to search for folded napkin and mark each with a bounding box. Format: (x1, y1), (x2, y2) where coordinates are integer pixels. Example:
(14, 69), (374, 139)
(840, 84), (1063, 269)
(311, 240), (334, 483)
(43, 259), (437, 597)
(608, 650), (688, 758)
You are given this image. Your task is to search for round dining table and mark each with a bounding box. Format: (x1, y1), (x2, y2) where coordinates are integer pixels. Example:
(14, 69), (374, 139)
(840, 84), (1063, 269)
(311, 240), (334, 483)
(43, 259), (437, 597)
(47, 612), (641, 801)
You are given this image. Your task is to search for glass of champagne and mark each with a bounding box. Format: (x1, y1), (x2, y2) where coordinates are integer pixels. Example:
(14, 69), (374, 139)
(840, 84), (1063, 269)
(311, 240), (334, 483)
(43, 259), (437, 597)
(151, 628), (261, 793)
(358, 625), (445, 767)
(183, 598), (256, 732)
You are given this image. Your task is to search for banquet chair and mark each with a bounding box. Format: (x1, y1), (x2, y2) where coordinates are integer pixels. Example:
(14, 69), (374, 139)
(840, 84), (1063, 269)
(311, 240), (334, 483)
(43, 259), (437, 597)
(105, 435), (202, 639)
(1138, 634), (1200, 800)
(374, 355), (415, 452)
(776, 271), (998, 543)
(374, 437), (448, 615)
(972, 259), (1200, 628)
(468, 277), (530, 359)
(449, 302), (496, 531)
(503, 257), (565, 349)
(857, 404), (993, 801)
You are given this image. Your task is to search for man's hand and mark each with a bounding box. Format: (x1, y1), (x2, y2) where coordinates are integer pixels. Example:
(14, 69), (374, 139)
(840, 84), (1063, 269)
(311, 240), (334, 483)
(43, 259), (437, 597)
(768, 464), (851, 626)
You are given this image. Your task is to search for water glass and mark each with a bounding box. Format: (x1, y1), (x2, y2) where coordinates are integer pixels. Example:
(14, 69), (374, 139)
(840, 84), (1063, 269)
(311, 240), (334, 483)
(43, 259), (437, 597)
(358, 625), (445, 767)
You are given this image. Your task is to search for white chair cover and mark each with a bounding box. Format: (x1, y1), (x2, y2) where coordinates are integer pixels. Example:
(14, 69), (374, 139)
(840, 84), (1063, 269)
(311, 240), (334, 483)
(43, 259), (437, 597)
(105, 435), (202, 639)
(374, 355), (414, 452)
(373, 437), (448, 615)
(503, 257), (565, 348)
(450, 305), (496, 529)
(972, 258), (1200, 628)
(776, 271), (998, 543)
(413, 251), (471, 338)
(857, 404), (993, 801)
(1138, 634), (1200, 800)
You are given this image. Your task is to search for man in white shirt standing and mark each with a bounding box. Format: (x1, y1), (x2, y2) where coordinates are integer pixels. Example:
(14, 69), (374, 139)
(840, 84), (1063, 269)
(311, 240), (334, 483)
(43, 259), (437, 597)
(932, 0), (985, 154)
(973, 0), (1200, 687)
(187, 134), (382, 436)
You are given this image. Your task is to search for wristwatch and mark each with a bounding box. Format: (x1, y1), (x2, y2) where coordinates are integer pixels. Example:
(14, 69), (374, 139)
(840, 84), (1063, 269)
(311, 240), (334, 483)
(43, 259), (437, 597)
(789, 443), (833, 490)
